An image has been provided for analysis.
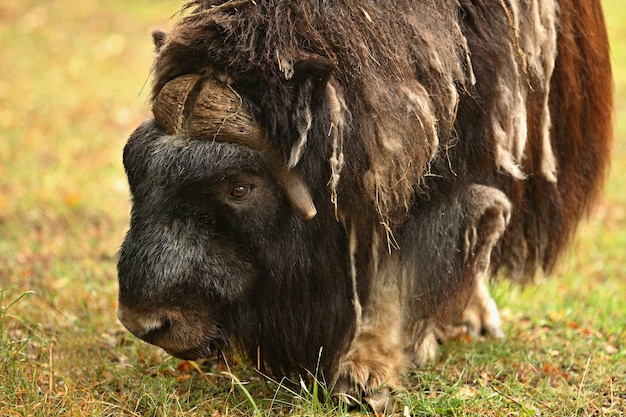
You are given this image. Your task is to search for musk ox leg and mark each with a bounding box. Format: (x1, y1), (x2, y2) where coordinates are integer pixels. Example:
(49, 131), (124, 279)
(333, 185), (511, 410)
(460, 185), (511, 338)
(333, 253), (405, 413)
(438, 184), (511, 341)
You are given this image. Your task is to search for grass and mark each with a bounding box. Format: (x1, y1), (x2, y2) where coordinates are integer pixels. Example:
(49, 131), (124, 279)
(0, 0), (625, 415)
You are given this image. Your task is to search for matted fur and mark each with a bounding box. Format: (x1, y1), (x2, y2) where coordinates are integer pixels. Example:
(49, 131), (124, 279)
(117, 0), (612, 403)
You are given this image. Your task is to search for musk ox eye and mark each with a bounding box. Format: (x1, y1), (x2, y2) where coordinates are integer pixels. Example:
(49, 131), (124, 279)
(230, 183), (251, 199)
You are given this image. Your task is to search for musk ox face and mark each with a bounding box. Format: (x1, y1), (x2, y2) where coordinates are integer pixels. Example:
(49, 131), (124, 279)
(117, 120), (290, 360)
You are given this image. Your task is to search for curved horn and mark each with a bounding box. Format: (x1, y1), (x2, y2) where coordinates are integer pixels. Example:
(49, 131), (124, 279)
(152, 76), (317, 221)
(152, 74), (203, 135)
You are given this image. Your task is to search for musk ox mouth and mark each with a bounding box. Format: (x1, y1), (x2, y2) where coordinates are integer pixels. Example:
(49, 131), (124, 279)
(164, 343), (220, 361)
(138, 322), (226, 361)
(162, 328), (228, 361)
(117, 304), (228, 360)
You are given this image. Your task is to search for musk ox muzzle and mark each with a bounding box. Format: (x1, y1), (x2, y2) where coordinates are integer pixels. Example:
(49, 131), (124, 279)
(117, 301), (224, 360)
(116, 199), (234, 360)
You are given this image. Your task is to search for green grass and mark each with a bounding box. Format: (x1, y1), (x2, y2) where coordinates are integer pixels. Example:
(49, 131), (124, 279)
(1, 0), (625, 415)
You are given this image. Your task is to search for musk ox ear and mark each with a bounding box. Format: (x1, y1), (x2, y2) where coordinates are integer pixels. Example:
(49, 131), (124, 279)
(292, 56), (334, 89)
(152, 29), (168, 52)
(291, 56), (335, 105)
(286, 56), (335, 168)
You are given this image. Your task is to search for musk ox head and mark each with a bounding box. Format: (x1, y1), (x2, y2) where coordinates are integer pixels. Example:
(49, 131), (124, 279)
(117, 68), (360, 374)
(116, 119), (276, 360)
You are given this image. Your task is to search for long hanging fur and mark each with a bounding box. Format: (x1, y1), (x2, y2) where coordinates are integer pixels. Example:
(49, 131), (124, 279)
(154, 0), (611, 277)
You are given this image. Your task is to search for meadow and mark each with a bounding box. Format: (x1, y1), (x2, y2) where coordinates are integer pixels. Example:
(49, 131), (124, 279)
(1, 1), (624, 415)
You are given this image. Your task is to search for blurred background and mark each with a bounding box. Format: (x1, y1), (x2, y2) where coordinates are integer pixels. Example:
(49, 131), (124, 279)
(0, 1), (624, 415)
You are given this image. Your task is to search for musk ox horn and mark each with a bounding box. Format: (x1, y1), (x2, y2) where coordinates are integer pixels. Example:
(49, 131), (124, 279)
(152, 75), (317, 221)
(151, 73), (203, 136)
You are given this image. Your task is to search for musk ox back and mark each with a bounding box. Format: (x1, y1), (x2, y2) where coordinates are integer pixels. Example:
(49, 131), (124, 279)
(117, 0), (612, 409)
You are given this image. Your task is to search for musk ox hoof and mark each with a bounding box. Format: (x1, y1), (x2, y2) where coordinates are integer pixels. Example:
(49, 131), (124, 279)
(463, 287), (505, 339)
(332, 378), (393, 415)
(332, 333), (402, 414)
(366, 388), (393, 415)
(436, 283), (505, 342)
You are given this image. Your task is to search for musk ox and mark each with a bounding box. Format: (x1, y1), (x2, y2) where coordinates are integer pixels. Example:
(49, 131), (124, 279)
(117, 0), (612, 409)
